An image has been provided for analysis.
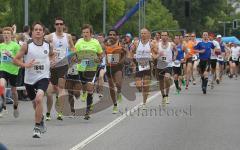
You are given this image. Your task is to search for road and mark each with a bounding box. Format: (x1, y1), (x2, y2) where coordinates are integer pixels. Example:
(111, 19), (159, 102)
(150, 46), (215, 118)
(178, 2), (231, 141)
(0, 77), (240, 150)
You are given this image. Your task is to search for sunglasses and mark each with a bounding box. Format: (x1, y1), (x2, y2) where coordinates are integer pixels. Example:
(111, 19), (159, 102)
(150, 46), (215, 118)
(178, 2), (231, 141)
(55, 23), (64, 26)
(108, 34), (116, 36)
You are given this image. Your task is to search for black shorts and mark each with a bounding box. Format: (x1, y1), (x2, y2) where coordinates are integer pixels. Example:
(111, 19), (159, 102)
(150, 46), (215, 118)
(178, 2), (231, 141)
(0, 71), (18, 87)
(106, 65), (123, 77)
(25, 78), (49, 100)
(229, 57), (239, 65)
(173, 66), (182, 76)
(186, 57), (194, 65)
(210, 59), (217, 69)
(50, 65), (68, 85)
(65, 74), (81, 90)
(156, 67), (172, 80)
(199, 60), (210, 74)
(79, 71), (96, 84)
(135, 62), (152, 78)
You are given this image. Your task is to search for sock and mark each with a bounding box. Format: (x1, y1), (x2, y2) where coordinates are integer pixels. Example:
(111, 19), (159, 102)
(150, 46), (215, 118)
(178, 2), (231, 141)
(86, 93), (93, 111)
(13, 105), (18, 110)
(174, 80), (179, 90)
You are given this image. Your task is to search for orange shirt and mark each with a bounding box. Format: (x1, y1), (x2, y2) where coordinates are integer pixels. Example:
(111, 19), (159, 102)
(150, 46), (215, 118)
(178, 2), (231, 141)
(105, 42), (124, 66)
(185, 40), (197, 58)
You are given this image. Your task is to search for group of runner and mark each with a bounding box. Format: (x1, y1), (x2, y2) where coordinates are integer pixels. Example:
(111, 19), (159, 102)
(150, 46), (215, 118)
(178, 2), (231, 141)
(0, 17), (240, 138)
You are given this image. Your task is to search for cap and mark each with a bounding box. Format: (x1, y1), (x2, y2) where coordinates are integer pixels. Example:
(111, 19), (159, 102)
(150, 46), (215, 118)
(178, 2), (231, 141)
(125, 33), (132, 38)
(216, 34), (222, 38)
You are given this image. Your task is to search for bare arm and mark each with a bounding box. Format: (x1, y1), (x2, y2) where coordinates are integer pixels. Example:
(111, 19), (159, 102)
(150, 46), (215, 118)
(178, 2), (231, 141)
(13, 43), (35, 68)
(67, 34), (76, 52)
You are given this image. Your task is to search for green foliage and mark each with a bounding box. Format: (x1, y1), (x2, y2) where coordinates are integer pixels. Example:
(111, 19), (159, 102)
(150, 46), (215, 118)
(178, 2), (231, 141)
(0, 0), (238, 36)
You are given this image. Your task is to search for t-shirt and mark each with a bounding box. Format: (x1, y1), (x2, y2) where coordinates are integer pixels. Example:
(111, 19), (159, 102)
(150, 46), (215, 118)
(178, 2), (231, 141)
(75, 38), (103, 72)
(0, 41), (20, 75)
(194, 41), (215, 60)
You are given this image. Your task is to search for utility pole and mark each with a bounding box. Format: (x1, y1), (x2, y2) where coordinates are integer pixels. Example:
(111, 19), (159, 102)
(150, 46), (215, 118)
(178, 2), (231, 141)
(103, 0), (106, 34)
(24, 0), (29, 25)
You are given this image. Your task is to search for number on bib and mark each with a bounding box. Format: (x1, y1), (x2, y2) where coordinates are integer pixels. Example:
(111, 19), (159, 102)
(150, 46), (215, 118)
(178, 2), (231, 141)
(138, 61), (150, 71)
(107, 54), (120, 64)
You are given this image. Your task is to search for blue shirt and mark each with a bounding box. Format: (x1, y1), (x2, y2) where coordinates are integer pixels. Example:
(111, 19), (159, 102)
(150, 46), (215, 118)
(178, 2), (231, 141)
(219, 42), (225, 53)
(194, 41), (215, 60)
(176, 44), (184, 60)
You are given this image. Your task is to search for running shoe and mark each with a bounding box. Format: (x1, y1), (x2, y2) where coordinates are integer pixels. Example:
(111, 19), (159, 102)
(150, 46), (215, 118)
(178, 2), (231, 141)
(46, 113), (51, 121)
(57, 112), (63, 121)
(117, 93), (122, 103)
(13, 107), (19, 118)
(112, 106), (118, 114)
(81, 92), (87, 102)
(33, 126), (41, 138)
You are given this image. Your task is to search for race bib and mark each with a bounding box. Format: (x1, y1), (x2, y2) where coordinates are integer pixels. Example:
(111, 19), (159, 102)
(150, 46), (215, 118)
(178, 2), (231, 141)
(55, 48), (67, 60)
(107, 54), (120, 64)
(217, 55), (224, 61)
(192, 55), (198, 61)
(232, 56), (238, 61)
(30, 60), (46, 74)
(161, 56), (167, 62)
(68, 64), (78, 75)
(173, 60), (181, 67)
(81, 59), (95, 68)
(1, 51), (12, 62)
(157, 59), (168, 69)
(138, 61), (150, 71)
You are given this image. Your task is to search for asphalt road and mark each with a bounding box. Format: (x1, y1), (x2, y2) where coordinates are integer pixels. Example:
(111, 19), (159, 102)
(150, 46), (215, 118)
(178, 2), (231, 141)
(0, 77), (240, 150)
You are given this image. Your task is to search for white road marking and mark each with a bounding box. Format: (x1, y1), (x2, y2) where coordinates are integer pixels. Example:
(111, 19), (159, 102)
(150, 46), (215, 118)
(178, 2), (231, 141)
(70, 92), (161, 150)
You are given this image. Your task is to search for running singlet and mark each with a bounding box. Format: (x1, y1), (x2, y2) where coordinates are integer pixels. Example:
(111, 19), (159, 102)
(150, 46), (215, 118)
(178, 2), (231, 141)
(173, 44), (184, 67)
(75, 38), (103, 72)
(185, 40), (197, 60)
(52, 32), (69, 65)
(157, 42), (173, 69)
(135, 40), (151, 71)
(231, 46), (240, 61)
(105, 42), (123, 66)
(24, 40), (50, 84)
(0, 41), (20, 75)
(210, 40), (220, 60)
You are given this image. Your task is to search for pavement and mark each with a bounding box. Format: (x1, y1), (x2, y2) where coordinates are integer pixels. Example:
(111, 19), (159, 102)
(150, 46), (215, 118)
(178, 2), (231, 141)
(0, 76), (240, 150)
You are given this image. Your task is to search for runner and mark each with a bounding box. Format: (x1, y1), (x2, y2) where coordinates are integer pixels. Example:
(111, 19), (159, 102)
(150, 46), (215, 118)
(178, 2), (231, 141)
(65, 33), (81, 116)
(45, 17), (75, 121)
(131, 28), (157, 109)
(13, 22), (54, 138)
(96, 33), (106, 98)
(173, 35), (185, 94)
(0, 27), (20, 118)
(209, 33), (221, 89)
(194, 32), (215, 94)
(75, 24), (103, 120)
(229, 42), (240, 79)
(216, 34), (226, 83)
(155, 31), (177, 104)
(184, 33), (198, 89)
(104, 29), (126, 113)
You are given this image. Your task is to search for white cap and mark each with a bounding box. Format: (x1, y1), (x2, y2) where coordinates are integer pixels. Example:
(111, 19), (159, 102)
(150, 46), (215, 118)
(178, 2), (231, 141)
(217, 34), (222, 38)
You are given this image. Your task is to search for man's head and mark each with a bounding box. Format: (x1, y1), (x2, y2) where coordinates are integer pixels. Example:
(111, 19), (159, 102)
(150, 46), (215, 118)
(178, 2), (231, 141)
(81, 24), (93, 40)
(161, 31), (169, 42)
(31, 21), (45, 39)
(216, 34), (222, 43)
(108, 29), (118, 41)
(174, 35), (181, 44)
(54, 17), (65, 32)
(2, 27), (13, 42)
(141, 28), (150, 40)
(202, 32), (209, 41)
